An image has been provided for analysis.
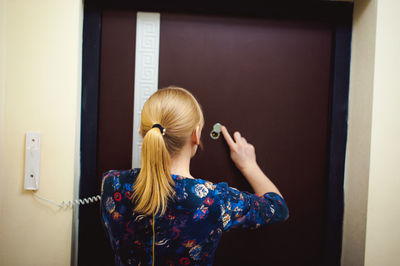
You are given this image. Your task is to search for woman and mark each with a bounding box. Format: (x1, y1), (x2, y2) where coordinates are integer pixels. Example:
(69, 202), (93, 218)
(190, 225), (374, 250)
(101, 86), (289, 266)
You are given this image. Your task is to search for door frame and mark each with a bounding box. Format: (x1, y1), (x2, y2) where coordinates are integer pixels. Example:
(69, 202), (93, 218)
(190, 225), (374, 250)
(77, 1), (353, 265)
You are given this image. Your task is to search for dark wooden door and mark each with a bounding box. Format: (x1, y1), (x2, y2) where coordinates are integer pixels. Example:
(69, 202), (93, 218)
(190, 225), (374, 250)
(158, 13), (332, 266)
(79, 4), (352, 265)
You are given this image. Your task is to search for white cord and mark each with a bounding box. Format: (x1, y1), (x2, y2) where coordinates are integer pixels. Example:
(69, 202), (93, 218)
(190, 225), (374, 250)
(33, 192), (101, 208)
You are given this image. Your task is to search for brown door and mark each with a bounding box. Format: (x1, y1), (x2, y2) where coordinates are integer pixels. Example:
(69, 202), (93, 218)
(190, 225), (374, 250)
(91, 10), (333, 266)
(158, 13), (332, 266)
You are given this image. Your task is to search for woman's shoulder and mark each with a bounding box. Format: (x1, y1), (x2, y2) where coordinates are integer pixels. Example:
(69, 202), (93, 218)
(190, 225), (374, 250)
(101, 168), (139, 194)
(173, 175), (219, 190)
(173, 175), (235, 202)
(102, 168), (138, 181)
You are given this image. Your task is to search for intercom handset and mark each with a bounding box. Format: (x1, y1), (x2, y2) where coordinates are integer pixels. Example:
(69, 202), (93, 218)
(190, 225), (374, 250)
(23, 131), (101, 208)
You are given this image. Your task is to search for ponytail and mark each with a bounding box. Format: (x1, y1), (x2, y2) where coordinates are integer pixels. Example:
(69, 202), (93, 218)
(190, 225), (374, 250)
(133, 127), (175, 216)
(132, 86), (204, 216)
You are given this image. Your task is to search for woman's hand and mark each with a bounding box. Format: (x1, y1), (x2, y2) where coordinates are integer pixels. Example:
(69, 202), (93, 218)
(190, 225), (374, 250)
(221, 125), (258, 173)
(220, 125), (283, 197)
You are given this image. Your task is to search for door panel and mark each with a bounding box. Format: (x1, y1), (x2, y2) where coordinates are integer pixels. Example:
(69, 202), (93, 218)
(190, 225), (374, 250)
(97, 10), (136, 182)
(158, 13), (332, 266)
(79, 10), (137, 266)
(92, 10), (333, 266)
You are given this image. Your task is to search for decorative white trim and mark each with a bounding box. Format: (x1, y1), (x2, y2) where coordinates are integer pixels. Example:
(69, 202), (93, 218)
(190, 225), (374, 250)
(132, 12), (160, 168)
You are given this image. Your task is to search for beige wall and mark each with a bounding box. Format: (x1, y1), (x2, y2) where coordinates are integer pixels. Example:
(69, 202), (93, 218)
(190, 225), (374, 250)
(0, 0), (83, 265)
(342, 0), (377, 265)
(364, 0), (400, 265)
(0, 0), (6, 221)
(343, 0), (400, 265)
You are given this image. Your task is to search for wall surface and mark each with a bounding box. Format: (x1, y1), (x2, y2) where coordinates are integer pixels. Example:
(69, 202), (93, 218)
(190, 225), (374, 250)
(343, 0), (400, 265)
(364, 0), (400, 265)
(342, 0), (377, 265)
(0, 0), (6, 226)
(0, 0), (83, 265)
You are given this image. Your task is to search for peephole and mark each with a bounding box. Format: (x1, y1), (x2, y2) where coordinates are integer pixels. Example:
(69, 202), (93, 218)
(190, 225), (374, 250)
(210, 123), (222, 140)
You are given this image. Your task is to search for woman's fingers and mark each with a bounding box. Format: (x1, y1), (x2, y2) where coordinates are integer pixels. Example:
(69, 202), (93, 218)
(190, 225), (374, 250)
(233, 131), (242, 144)
(220, 125), (258, 172)
(221, 125), (235, 149)
(221, 125), (246, 147)
(221, 125), (249, 150)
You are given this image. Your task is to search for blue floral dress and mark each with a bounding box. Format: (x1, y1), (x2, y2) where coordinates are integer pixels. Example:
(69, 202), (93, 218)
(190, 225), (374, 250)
(101, 168), (289, 266)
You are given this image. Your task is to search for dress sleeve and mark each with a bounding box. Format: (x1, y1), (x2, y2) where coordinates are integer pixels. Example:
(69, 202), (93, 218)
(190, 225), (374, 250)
(100, 170), (119, 252)
(215, 182), (289, 231)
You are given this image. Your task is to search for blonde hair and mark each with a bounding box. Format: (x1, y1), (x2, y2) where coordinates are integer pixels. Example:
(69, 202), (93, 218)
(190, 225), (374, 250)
(132, 86), (204, 216)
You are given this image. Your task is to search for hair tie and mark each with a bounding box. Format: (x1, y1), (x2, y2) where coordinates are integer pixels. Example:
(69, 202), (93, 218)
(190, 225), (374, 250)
(152, 124), (166, 136)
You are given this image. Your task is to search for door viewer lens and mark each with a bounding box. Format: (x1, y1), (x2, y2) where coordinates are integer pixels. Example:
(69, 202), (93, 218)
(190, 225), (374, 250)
(210, 123), (222, 140)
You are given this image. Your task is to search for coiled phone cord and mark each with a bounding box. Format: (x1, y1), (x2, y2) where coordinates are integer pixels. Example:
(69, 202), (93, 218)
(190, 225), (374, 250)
(33, 192), (101, 208)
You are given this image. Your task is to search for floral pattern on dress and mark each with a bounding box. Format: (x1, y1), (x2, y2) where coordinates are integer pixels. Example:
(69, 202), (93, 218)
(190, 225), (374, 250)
(101, 168), (289, 266)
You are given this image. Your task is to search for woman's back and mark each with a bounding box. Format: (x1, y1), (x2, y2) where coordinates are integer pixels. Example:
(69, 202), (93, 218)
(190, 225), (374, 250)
(101, 169), (288, 266)
(101, 87), (289, 265)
